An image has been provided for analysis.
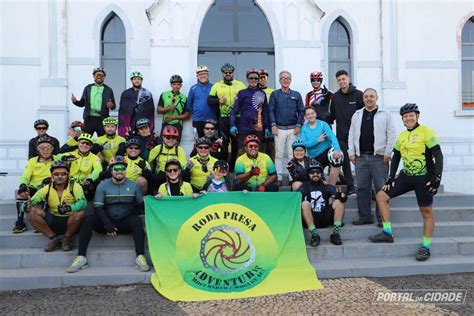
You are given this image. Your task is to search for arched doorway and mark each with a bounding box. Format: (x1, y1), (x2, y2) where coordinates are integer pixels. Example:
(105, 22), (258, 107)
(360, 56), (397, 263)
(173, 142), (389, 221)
(328, 17), (352, 91)
(198, 0), (274, 84)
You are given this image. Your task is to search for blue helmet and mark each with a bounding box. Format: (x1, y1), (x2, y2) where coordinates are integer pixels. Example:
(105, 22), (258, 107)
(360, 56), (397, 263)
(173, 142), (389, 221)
(292, 139), (306, 150)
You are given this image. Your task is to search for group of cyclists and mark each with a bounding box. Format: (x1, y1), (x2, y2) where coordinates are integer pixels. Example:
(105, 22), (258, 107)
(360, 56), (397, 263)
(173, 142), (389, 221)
(13, 63), (443, 274)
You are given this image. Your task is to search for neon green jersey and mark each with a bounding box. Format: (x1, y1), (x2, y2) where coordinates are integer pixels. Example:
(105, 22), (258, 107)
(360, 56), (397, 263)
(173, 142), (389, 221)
(125, 156), (151, 182)
(235, 152), (276, 189)
(209, 80), (246, 117)
(19, 157), (54, 189)
(95, 134), (125, 162)
(30, 182), (86, 217)
(58, 150), (103, 183)
(187, 155), (217, 190)
(158, 181), (193, 196)
(148, 144), (187, 173)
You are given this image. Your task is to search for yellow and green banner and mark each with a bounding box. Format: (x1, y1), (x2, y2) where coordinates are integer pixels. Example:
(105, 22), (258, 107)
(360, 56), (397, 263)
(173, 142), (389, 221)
(145, 192), (323, 301)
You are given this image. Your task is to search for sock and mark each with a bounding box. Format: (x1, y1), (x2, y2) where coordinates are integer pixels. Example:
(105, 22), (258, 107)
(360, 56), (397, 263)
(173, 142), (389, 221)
(422, 236), (432, 249)
(308, 225), (317, 235)
(382, 222), (392, 235)
(16, 201), (25, 222)
(333, 220), (342, 234)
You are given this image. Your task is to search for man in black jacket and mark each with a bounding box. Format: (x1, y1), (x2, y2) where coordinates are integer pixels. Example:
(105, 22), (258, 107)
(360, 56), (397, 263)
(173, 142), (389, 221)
(71, 67), (116, 136)
(330, 70), (364, 195)
(28, 119), (60, 159)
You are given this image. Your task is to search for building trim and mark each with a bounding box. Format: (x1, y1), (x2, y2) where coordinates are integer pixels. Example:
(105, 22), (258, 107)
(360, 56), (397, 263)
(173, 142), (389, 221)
(0, 57), (41, 66)
(39, 78), (68, 87)
(405, 60), (458, 69)
(359, 60), (382, 68)
(382, 81), (407, 89)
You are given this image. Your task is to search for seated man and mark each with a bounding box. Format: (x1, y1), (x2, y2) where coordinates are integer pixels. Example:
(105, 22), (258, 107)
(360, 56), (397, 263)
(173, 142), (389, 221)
(28, 119), (60, 159)
(300, 161), (347, 247)
(94, 117), (126, 166)
(127, 118), (161, 161)
(234, 134), (278, 192)
(124, 139), (153, 194)
(67, 156), (149, 273)
(14, 136), (57, 233)
(156, 159), (196, 197)
(182, 137), (217, 192)
(59, 121), (84, 153)
(189, 119), (228, 161)
(202, 160), (232, 193)
(25, 161), (87, 252)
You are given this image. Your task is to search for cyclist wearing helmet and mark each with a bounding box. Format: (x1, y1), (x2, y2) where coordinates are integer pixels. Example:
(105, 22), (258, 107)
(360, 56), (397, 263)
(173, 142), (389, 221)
(182, 137), (218, 192)
(286, 139), (319, 191)
(300, 106), (342, 185)
(59, 121), (84, 153)
(189, 119), (228, 161)
(157, 74), (189, 142)
(25, 160), (87, 252)
(208, 63), (246, 170)
(28, 119), (60, 159)
(258, 69), (275, 161)
(305, 71), (334, 125)
(187, 65), (215, 137)
(148, 125), (187, 188)
(300, 160), (347, 247)
(234, 134), (278, 192)
(155, 160), (196, 198)
(14, 137), (58, 233)
(202, 160), (232, 192)
(370, 103), (444, 262)
(230, 68), (270, 152)
(94, 117), (126, 165)
(122, 139), (153, 194)
(71, 67), (116, 136)
(118, 71), (155, 137)
(130, 118), (161, 161)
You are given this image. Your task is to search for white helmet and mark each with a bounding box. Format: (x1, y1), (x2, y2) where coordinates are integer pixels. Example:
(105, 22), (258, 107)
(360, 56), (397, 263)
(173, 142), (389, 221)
(196, 65), (209, 73)
(327, 147), (344, 167)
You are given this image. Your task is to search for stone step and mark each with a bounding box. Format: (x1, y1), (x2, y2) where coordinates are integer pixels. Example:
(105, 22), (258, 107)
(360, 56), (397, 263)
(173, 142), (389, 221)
(306, 236), (474, 261)
(0, 266), (152, 291)
(314, 255), (474, 278)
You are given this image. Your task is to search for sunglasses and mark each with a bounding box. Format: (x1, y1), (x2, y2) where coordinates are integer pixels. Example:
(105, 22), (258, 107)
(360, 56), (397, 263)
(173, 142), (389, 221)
(38, 146), (53, 150)
(166, 168), (179, 173)
(36, 127), (47, 131)
(308, 169), (322, 175)
(247, 144), (259, 149)
(128, 147), (139, 150)
(164, 136), (177, 140)
(204, 127), (215, 131)
(311, 79), (322, 83)
(223, 72), (233, 75)
(52, 172), (68, 177)
(248, 77), (259, 80)
(197, 146), (209, 150)
(112, 166), (126, 172)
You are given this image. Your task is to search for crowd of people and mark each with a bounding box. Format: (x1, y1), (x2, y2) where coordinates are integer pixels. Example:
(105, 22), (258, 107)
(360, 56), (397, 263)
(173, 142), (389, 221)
(13, 63), (444, 274)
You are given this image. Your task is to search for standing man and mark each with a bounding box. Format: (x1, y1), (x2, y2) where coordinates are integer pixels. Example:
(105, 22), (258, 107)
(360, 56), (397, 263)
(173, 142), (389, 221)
(258, 69), (275, 160)
(370, 104), (444, 262)
(187, 65), (215, 137)
(28, 119), (60, 159)
(348, 88), (396, 226)
(208, 63), (246, 170)
(71, 67), (116, 137)
(118, 71), (155, 137)
(268, 70), (305, 184)
(330, 70), (364, 194)
(305, 71), (334, 125)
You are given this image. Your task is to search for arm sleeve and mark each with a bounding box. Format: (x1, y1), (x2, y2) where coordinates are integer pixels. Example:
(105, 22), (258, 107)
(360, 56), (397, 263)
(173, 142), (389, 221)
(91, 143), (102, 155)
(325, 123), (341, 151)
(93, 182), (112, 225)
(70, 184), (87, 212)
(178, 147), (188, 169)
(73, 86), (87, 107)
(19, 160), (33, 185)
(230, 93), (242, 127)
(389, 149), (401, 178)
(59, 144), (78, 153)
(30, 186), (48, 206)
(207, 95), (220, 108)
(268, 92), (276, 125)
(109, 88), (116, 110)
(89, 157), (103, 181)
(429, 145), (444, 176)
(157, 94), (164, 108)
(263, 95), (269, 130)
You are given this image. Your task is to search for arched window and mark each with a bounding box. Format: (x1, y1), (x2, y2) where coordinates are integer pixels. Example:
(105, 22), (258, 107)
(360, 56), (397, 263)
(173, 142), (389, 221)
(198, 0), (274, 84)
(462, 16), (474, 109)
(101, 13), (126, 99)
(328, 18), (351, 91)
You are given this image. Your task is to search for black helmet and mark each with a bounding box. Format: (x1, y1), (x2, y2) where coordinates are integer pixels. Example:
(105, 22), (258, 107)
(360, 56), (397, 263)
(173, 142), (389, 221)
(170, 74), (183, 84)
(213, 160), (229, 171)
(136, 118), (150, 129)
(34, 119), (49, 128)
(109, 155), (127, 167)
(165, 159), (182, 170)
(220, 63), (235, 73)
(92, 67), (106, 76)
(195, 137), (211, 147)
(307, 160), (324, 173)
(400, 103), (420, 116)
(50, 160), (70, 172)
(126, 138), (141, 148)
(37, 136), (54, 146)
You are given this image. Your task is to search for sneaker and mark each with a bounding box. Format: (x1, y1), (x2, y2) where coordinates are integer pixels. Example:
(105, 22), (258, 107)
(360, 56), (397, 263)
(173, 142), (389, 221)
(135, 255), (150, 272)
(330, 233), (343, 245)
(67, 256), (88, 273)
(12, 221), (27, 234)
(352, 219), (374, 225)
(369, 231), (394, 243)
(61, 236), (73, 251)
(415, 246), (430, 261)
(309, 233), (321, 247)
(44, 236), (62, 252)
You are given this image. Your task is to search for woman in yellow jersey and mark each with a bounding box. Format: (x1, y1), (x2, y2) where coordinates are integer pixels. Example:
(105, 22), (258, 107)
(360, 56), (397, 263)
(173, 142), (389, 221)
(155, 160), (197, 198)
(182, 137), (217, 192)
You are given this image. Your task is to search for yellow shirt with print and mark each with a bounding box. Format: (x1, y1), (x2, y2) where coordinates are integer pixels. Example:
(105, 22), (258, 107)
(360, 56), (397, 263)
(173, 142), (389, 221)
(19, 157), (54, 189)
(148, 144), (187, 173)
(95, 134), (125, 162)
(65, 150), (103, 183)
(158, 181), (193, 197)
(209, 80), (246, 117)
(125, 156), (151, 181)
(188, 155), (217, 190)
(30, 182), (87, 217)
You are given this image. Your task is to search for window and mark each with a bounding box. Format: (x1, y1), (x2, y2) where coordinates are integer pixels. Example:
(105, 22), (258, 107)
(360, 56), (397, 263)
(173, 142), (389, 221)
(101, 13), (126, 99)
(198, 0), (274, 85)
(328, 18), (351, 91)
(462, 16), (474, 109)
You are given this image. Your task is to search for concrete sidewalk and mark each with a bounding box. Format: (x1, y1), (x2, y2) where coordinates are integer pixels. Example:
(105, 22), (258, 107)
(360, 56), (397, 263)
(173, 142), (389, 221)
(0, 273), (472, 315)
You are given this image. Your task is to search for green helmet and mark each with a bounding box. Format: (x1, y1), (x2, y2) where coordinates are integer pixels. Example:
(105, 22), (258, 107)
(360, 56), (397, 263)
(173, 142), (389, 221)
(130, 71), (144, 80)
(78, 133), (94, 144)
(102, 117), (118, 126)
(136, 118), (150, 129)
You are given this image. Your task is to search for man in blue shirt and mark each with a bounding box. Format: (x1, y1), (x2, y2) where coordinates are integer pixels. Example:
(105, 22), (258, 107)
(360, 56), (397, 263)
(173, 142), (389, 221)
(187, 65), (215, 137)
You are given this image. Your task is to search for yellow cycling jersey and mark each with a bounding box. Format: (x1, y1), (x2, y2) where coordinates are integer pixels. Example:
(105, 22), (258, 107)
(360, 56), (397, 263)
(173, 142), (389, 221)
(125, 156), (151, 181)
(19, 157), (54, 189)
(188, 155), (217, 190)
(262, 87), (274, 103)
(95, 134), (125, 162)
(65, 137), (78, 146)
(30, 181), (86, 217)
(148, 144), (187, 173)
(394, 124), (439, 176)
(209, 80), (246, 117)
(61, 150), (103, 183)
(158, 181), (193, 197)
(235, 152), (277, 188)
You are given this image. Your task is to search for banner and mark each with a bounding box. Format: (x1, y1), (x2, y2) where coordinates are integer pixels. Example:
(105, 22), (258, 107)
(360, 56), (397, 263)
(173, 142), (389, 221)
(145, 192), (323, 301)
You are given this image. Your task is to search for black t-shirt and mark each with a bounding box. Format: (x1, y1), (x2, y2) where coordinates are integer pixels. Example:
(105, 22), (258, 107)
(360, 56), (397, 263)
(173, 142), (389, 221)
(359, 108), (377, 153)
(299, 181), (337, 212)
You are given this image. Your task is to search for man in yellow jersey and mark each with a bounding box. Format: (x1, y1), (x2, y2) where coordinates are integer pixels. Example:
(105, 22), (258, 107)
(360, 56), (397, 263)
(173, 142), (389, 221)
(25, 160), (86, 252)
(208, 63), (246, 170)
(370, 103), (444, 262)
(124, 138), (152, 194)
(94, 117), (126, 166)
(182, 137), (217, 192)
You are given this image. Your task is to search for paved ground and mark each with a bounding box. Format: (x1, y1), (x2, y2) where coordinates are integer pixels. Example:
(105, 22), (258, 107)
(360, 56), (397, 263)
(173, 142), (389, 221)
(0, 273), (472, 315)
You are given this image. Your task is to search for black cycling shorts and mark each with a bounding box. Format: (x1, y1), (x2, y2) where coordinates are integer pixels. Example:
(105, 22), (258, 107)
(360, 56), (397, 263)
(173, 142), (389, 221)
(385, 172), (433, 207)
(312, 205), (335, 228)
(45, 210), (69, 235)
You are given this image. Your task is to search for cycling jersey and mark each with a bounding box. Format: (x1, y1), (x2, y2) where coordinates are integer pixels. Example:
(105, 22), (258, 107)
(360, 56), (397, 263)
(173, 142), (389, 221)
(148, 144), (187, 173)
(125, 156), (151, 181)
(65, 137), (78, 146)
(159, 91), (188, 125)
(235, 152), (276, 189)
(394, 124), (439, 176)
(262, 87), (274, 103)
(19, 157), (54, 189)
(187, 155), (217, 190)
(31, 181), (86, 217)
(95, 134), (125, 162)
(209, 80), (246, 117)
(158, 181), (193, 196)
(60, 150), (103, 183)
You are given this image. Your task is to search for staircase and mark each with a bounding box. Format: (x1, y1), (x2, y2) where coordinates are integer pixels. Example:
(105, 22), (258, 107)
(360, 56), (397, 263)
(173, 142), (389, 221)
(0, 191), (473, 291)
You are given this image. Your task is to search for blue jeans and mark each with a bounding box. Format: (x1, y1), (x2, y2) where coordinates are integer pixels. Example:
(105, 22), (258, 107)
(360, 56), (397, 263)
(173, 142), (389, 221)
(354, 154), (387, 221)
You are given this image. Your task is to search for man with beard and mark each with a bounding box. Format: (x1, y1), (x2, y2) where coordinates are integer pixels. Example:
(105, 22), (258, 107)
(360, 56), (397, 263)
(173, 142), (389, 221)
(182, 137), (217, 193)
(67, 156), (149, 273)
(94, 117), (126, 167)
(118, 71), (155, 137)
(71, 67), (116, 136)
(187, 65), (215, 137)
(189, 120), (228, 161)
